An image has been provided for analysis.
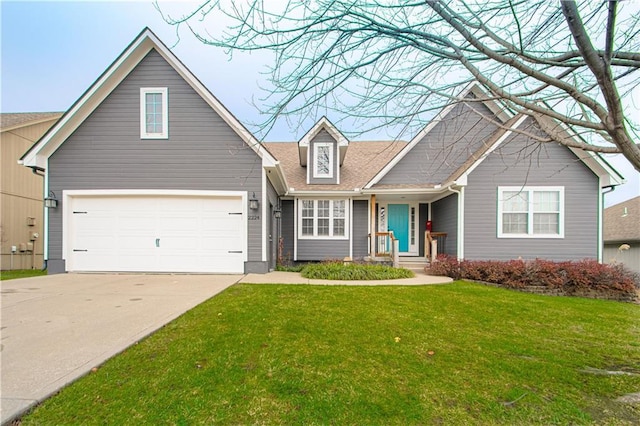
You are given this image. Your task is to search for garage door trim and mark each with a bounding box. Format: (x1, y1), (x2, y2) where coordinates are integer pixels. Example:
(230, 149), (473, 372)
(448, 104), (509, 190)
(62, 189), (248, 273)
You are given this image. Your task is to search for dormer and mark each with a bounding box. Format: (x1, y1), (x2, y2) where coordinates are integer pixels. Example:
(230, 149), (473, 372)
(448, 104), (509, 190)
(298, 117), (349, 185)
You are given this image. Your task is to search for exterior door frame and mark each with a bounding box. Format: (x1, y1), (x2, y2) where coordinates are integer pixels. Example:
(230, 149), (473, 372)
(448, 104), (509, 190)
(378, 201), (419, 256)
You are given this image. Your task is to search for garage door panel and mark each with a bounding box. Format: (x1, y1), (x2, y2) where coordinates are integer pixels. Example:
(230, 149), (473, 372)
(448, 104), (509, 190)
(68, 195), (246, 273)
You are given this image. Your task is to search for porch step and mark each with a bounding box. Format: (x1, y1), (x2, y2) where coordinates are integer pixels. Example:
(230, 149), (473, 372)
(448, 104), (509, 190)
(398, 256), (430, 272)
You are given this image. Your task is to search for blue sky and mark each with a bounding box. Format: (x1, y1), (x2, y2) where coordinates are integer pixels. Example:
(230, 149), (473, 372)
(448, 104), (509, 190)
(1, 0), (638, 205)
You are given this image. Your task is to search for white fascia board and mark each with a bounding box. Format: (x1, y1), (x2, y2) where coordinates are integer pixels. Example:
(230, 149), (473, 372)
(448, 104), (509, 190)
(538, 116), (624, 187)
(567, 146), (625, 187)
(22, 28), (277, 169)
(288, 189), (360, 197)
(149, 33), (277, 165)
(364, 102), (458, 189)
(264, 162), (289, 195)
(364, 83), (515, 190)
(298, 116), (349, 166)
(22, 32), (155, 168)
(458, 114), (529, 181)
(361, 187), (449, 196)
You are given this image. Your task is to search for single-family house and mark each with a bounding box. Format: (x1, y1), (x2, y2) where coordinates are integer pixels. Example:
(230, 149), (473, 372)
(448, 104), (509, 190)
(20, 28), (623, 275)
(603, 196), (640, 273)
(1, 112), (62, 270)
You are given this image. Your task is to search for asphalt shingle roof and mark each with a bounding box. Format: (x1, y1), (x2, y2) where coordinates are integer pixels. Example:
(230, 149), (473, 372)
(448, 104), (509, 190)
(264, 141), (407, 191)
(0, 112), (62, 131)
(604, 196), (640, 243)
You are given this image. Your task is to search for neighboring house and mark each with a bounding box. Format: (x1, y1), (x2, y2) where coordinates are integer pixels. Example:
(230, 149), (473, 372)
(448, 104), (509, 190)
(604, 196), (640, 273)
(1, 113), (62, 270)
(20, 28), (623, 274)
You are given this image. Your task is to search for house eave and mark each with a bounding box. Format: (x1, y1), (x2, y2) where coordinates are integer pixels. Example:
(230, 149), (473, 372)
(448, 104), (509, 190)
(20, 27), (277, 169)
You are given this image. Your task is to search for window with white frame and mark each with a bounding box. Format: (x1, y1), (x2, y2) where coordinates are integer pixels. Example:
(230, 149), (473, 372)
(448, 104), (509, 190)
(497, 187), (564, 238)
(140, 88), (168, 139)
(313, 143), (333, 178)
(299, 199), (347, 238)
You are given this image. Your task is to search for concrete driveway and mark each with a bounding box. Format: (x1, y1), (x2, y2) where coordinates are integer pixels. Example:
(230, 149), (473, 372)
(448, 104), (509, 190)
(0, 273), (241, 425)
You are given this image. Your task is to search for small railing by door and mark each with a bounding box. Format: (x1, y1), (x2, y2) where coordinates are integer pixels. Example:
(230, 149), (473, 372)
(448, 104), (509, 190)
(425, 231), (447, 261)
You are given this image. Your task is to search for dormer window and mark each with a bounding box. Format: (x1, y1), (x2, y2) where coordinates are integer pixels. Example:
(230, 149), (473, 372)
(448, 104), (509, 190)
(314, 142), (333, 178)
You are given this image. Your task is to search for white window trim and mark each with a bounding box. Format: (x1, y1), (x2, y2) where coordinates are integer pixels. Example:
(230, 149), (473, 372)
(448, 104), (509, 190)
(298, 199), (349, 239)
(313, 142), (334, 178)
(140, 87), (168, 139)
(497, 186), (565, 239)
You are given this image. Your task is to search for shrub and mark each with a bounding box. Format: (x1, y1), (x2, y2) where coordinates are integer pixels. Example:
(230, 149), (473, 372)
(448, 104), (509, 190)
(301, 261), (414, 280)
(430, 255), (638, 301)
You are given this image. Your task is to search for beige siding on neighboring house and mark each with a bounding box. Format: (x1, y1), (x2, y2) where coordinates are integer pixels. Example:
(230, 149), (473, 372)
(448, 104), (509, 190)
(603, 196), (640, 273)
(1, 115), (61, 270)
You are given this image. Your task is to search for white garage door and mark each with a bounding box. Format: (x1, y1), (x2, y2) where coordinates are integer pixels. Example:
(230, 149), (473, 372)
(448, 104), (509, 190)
(67, 195), (245, 273)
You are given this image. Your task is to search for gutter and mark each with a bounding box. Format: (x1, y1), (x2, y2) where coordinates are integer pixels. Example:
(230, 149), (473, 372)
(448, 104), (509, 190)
(447, 185), (464, 260)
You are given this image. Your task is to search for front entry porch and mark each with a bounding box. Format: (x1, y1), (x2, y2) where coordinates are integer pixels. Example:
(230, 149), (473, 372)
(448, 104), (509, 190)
(368, 193), (451, 261)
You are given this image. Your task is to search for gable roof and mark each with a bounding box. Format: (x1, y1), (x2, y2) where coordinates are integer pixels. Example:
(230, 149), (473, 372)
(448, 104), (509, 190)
(297, 116), (349, 166)
(20, 27), (276, 169)
(1, 112), (62, 132)
(365, 83), (512, 189)
(604, 196), (640, 243)
(265, 140), (406, 193)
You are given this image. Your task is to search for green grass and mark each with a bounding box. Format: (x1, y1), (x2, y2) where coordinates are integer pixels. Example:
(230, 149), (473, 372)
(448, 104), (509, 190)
(22, 282), (640, 425)
(301, 262), (414, 280)
(0, 269), (47, 280)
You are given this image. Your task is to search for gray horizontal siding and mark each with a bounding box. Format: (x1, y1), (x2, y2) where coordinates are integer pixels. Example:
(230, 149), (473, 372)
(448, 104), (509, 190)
(378, 102), (499, 185)
(280, 200), (295, 263)
(352, 200), (369, 258)
(464, 117), (599, 261)
(418, 203), (428, 257)
(431, 194), (458, 256)
(48, 49), (264, 264)
(297, 239), (350, 261)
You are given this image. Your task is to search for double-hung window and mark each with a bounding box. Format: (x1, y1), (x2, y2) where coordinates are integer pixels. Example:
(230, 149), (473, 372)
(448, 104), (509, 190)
(299, 199), (347, 238)
(313, 143), (333, 178)
(140, 87), (168, 139)
(497, 187), (564, 238)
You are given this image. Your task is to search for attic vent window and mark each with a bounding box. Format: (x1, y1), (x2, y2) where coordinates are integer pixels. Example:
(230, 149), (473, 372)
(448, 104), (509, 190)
(140, 87), (168, 139)
(314, 143), (333, 178)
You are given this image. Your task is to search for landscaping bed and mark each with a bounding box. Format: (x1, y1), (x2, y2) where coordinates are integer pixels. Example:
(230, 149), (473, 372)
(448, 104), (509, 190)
(277, 260), (414, 280)
(429, 256), (639, 302)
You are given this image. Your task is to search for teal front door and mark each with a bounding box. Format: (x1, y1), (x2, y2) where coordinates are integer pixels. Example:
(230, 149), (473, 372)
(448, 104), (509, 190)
(388, 204), (409, 252)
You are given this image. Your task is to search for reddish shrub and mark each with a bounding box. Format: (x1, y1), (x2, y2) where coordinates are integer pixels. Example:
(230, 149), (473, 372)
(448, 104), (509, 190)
(430, 255), (638, 301)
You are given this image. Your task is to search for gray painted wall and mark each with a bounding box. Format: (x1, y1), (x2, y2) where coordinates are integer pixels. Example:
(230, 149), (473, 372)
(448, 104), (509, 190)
(280, 200), (295, 264)
(464, 117), (600, 261)
(352, 200), (369, 258)
(47, 49), (265, 272)
(308, 129), (339, 185)
(378, 102), (499, 185)
(297, 239), (350, 261)
(431, 194), (458, 256)
(418, 203), (428, 257)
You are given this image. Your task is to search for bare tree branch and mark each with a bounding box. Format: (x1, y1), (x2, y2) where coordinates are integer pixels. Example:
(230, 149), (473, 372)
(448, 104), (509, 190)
(156, 0), (640, 171)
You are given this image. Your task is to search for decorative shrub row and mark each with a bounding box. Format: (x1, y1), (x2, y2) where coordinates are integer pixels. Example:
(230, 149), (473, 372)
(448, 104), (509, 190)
(302, 261), (414, 280)
(430, 256), (639, 301)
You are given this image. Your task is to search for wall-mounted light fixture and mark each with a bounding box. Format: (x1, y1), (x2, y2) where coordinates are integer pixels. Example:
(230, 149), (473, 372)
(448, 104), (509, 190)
(273, 207), (282, 219)
(249, 192), (259, 210)
(44, 190), (58, 209)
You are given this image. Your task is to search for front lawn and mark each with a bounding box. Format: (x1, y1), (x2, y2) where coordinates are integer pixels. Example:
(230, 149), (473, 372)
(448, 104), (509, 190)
(22, 282), (640, 425)
(0, 269), (47, 281)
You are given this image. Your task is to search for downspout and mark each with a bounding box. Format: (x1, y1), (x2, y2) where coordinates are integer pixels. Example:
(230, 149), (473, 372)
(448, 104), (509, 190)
(447, 185), (464, 260)
(599, 185), (616, 263)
